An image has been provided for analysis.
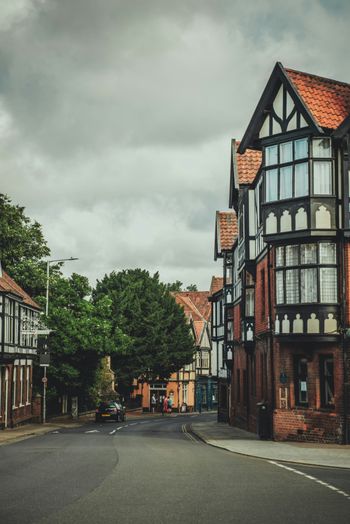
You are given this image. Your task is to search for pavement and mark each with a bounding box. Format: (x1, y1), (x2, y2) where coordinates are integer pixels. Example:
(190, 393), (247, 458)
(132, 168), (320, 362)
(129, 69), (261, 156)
(190, 419), (350, 469)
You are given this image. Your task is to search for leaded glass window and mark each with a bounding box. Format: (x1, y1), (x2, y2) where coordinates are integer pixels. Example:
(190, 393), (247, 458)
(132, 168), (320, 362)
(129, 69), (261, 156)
(320, 268), (337, 302)
(300, 268), (317, 302)
(285, 269), (299, 303)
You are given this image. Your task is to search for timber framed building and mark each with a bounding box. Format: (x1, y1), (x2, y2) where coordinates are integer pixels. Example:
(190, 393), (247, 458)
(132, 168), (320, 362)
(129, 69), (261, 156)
(0, 266), (40, 428)
(214, 62), (350, 443)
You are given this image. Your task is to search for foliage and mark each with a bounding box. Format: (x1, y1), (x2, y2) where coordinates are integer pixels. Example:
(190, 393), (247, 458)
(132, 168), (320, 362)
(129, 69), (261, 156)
(93, 269), (195, 393)
(166, 280), (198, 292)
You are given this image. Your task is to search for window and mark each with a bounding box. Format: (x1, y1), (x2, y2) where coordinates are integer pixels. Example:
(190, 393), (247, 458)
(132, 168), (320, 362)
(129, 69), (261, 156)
(294, 163), (308, 197)
(265, 145), (278, 166)
(245, 288), (255, 316)
(26, 366), (31, 404)
(312, 138), (331, 158)
(320, 268), (337, 302)
(320, 356), (334, 408)
(300, 268), (317, 302)
(12, 366), (17, 408)
(264, 138), (309, 202)
(294, 357), (308, 406)
(285, 269), (299, 303)
(276, 271), (284, 304)
(313, 161), (332, 195)
(275, 243), (337, 305)
(266, 169), (278, 201)
(294, 138), (308, 160)
(20, 367), (24, 406)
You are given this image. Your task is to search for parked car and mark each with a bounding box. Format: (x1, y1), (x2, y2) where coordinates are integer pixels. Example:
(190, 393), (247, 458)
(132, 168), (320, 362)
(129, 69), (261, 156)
(95, 400), (126, 423)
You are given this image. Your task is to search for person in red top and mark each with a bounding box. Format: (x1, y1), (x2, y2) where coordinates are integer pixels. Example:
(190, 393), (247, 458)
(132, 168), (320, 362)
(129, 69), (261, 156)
(162, 396), (168, 416)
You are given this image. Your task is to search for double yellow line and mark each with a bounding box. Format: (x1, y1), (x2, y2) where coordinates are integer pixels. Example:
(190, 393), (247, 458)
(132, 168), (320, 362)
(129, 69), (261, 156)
(182, 424), (198, 443)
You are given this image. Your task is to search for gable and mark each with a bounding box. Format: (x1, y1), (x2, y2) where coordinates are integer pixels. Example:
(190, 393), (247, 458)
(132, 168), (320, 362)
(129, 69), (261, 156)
(239, 62), (322, 154)
(259, 82), (309, 139)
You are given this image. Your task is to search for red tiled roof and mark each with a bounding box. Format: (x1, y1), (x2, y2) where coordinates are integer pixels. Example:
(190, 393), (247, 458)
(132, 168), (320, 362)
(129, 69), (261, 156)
(192, 320), (205, 345)
(236, 141), (262, 184)
(0, 270), (40, 309)
(174, 291), (211, 322)
(285, 68), (350, 130)
(217, 211), (237, 251)
(210, 276), (223, 295)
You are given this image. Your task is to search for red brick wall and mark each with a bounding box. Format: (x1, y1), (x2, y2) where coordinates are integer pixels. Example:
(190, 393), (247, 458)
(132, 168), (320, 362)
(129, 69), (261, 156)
(273, 340), (344, 443)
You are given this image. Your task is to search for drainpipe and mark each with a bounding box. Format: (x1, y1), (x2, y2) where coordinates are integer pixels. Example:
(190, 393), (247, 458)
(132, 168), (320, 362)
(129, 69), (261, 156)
(267, 243), (275, 439)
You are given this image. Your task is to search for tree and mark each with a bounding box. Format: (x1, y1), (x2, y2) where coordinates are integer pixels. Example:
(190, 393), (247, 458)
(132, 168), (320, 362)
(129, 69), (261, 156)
(186, 284), (198, 291)
(0, 194), (51, 296)
(93, 269), (195, 393)
(43, 273), (126, 405)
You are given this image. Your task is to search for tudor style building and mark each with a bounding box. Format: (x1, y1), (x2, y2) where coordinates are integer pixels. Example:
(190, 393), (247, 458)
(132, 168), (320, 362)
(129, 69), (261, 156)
(215, 62), (350, 443)
(0, 266), (41, 428)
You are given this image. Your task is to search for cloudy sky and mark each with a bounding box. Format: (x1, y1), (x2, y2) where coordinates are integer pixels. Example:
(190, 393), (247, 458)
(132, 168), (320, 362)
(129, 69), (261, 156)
(0, 0), (349, 289)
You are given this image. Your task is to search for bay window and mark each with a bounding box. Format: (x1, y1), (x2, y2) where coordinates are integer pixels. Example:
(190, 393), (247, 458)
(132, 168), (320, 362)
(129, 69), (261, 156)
(265, 138), (309, 202)
(275, 242), (338, 305)
(313, 161), (332, 195)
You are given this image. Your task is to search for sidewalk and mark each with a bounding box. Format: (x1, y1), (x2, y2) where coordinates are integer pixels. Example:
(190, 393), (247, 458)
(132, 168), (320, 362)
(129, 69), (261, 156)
(190, 420), (350, 469)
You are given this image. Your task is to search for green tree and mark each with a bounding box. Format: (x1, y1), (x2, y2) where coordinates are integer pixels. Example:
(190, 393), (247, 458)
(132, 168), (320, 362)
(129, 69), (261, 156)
(186, 284), (198, 291)
(93, 269), (195, 393)
(0, 194), (51, 296)
(44, 273), (125, 403)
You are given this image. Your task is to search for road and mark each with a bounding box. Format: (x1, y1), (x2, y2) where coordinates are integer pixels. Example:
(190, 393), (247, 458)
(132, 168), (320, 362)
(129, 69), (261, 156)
(0, 413), (349, 524)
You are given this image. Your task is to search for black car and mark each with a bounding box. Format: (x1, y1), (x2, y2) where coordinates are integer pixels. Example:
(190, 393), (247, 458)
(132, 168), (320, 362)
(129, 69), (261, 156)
(95, 401), (126, 423)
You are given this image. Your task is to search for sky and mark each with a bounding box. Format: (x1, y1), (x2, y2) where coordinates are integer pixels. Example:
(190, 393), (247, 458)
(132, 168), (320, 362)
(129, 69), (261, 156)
(0, 0), (349, 289)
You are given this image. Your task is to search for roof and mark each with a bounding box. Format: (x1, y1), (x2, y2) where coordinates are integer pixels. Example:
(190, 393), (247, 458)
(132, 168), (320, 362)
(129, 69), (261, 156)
(209, 276), (224, 296)
(216, 211), (237, 255)
(0, 270), (40, 309)
(174, 291), (211, 322)
(236, 141), (262, 184)
(286, 68), (350, 130)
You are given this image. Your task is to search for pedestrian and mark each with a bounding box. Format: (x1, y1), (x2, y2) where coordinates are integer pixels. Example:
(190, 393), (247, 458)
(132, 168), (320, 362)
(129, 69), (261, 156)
(163, 395), (168, 415)
(159, 395), (164, 415)
(151, 394), (156, 413)
(168, 395), (173, 414)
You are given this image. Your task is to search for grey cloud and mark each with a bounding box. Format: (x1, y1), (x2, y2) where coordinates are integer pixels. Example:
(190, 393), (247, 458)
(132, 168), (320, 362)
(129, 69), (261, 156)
(0, 0), (348, 289)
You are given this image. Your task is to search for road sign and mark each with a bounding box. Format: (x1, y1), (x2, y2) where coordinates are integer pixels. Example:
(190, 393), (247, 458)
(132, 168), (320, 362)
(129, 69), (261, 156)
(40, 353), (50, 367)
(42, 377), (48, 383)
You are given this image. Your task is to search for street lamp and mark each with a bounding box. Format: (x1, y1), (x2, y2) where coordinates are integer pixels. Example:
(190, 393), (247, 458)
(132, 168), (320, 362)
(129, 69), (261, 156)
(42, 256), (78, 423)
(45, 257), (79, 317)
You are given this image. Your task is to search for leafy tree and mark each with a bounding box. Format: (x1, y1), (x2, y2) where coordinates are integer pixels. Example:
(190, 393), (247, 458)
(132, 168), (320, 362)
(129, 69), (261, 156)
(0, 194), (51, 296)
(43, 273), (127, 403)
(165, 280), (183, 292)
(186, 284), (198, 291)
(93, 269), (195, 393)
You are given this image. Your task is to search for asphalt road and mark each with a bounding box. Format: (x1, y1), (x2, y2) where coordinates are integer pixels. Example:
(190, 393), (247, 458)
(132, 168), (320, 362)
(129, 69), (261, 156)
(0, 413), (349, 524)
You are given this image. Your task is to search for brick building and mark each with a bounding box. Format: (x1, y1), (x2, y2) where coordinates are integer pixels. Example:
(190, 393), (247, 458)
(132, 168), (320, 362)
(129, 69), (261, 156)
(214, 62), (350, 443)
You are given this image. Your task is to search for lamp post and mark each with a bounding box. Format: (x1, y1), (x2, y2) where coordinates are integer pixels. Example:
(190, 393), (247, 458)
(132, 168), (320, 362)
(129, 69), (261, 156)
(42, 256), (78, 423)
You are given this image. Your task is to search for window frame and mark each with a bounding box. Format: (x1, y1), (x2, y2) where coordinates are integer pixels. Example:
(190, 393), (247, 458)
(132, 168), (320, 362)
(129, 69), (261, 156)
(319, 355), (335, 409)
(275, 242), (338, 305)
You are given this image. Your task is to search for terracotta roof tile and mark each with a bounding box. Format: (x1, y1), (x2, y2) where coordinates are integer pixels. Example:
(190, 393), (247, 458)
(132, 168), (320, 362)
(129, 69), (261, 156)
(236, 141), (262, 184)
(210, 276), (224, 295)
(286, 68), (350, 130)
(174, 291), (211, 322)
(192, 320), (205, 345)
(217, 211), (237, 251)
(0, 270), (40, 309)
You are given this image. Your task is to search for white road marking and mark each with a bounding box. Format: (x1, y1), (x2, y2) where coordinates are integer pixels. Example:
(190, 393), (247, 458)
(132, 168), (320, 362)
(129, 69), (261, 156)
(51, 431), (60, 434)
(269, 461), (350, 500)
(109, 429), (117, 435)
(116, 427), (123, 430)
(85, 430), (100, 434)
(140, 421), (149, 424)
(129, 423), (137, 426)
